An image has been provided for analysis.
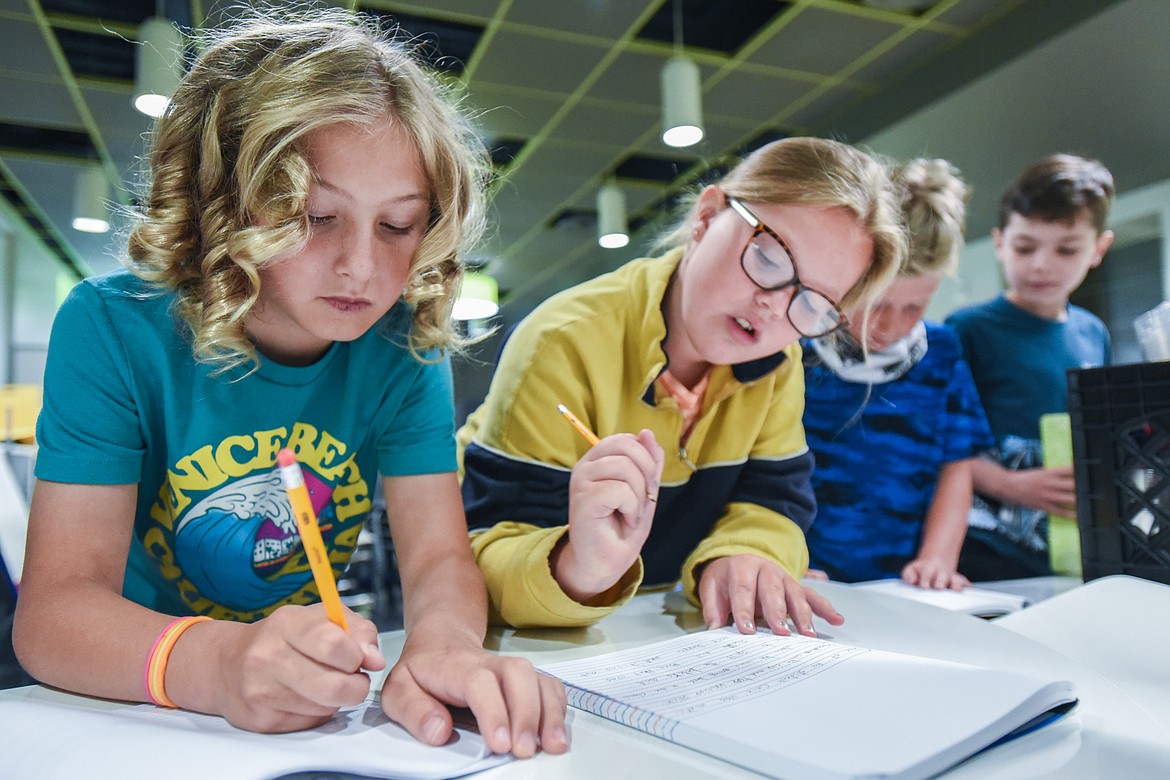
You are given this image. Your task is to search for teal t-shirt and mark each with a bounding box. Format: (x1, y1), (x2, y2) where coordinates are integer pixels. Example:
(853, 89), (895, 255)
(945, 295), (1110, 443)
(36, 270), (456, 621)
(945, 294), (1109, 575)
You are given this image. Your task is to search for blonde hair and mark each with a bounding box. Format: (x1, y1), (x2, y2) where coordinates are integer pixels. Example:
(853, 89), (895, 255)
(892, 158), (969, 277)
(127, 8), (490, 372)
(658, 137), (905, 312)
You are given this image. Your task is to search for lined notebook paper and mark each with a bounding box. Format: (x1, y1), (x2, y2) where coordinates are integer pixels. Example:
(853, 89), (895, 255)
(541, 628), (1075, 780)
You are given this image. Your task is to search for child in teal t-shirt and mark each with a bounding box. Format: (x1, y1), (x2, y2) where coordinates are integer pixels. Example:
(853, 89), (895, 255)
(15, 10), (565, 757)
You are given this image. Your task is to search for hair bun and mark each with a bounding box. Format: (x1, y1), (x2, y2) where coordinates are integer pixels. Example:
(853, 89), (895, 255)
(893, 157), (969, 276)
(902, 158), (967, 203)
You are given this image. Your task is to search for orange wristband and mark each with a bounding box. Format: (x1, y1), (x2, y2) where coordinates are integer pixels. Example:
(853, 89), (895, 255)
(144, 615), (212, 708)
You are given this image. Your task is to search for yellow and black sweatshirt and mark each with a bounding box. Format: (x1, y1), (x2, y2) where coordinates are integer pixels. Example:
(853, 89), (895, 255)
(457, 250), (814, 627)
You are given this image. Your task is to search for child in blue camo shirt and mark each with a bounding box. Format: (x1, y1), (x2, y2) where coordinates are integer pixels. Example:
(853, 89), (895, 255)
(803, 159), (993, 588)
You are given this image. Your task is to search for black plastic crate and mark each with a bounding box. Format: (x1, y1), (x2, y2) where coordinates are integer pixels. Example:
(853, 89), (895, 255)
(1067, 361), (1170, 584)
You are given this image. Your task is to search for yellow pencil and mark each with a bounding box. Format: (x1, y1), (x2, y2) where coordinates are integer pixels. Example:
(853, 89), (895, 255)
(557, 403), (600, 445)
(277, 448), (348, 631)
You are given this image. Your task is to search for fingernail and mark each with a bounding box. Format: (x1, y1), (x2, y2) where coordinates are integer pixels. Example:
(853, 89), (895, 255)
(518, 731), (538, 756)
(424, 716), (446, 745)
(363, 642), (380, 656)
(553, 724), (569, 748)
(494, 726), (510, 750)
(740, 618), (755, 632)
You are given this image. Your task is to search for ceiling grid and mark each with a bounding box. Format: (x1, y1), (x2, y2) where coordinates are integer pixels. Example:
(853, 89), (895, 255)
(0, 0), (1116, 320)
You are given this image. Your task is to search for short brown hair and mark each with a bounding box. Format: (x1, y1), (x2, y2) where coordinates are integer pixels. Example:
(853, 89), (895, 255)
(998, 153), (1114, 233)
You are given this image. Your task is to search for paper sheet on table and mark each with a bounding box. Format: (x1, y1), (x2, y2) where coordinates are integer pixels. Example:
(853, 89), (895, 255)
(0, 694), (509, 780)
(853, 579), (1029, 617)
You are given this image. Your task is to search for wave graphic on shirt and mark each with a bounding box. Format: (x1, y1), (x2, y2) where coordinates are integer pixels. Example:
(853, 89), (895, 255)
(172, 467), (336, 611)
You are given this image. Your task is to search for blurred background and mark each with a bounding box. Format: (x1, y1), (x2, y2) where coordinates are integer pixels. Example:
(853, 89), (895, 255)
(2, 0), (1168, 420)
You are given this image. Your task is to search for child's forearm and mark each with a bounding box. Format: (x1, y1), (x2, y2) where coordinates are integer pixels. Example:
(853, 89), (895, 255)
(917, 458), (974, 565)
(15, 577), (187, 703)
(403, 551), (489, 644)
(385, 472), (488, 643)
(970, 457), (1021, 505)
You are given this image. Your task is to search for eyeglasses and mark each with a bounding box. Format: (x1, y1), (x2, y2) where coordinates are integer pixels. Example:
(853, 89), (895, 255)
(726, 197), (849, 338)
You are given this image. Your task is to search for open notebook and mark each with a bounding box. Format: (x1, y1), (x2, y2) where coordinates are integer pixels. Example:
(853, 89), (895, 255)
(540, 627), (1075, 780)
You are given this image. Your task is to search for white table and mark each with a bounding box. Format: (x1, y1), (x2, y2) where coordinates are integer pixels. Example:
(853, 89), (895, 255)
(4, 579), (1169, 778)
(372, 579), (1170, 779)
(996, 574), (1170, 737)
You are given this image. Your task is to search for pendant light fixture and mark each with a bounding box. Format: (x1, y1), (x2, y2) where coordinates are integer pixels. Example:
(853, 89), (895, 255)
(71, 165), (110, 234)
(597, 180), (629, 249)
(133, 14), (183, 118)
(660, 0), (703, 148)
(452, 270), (500, 321)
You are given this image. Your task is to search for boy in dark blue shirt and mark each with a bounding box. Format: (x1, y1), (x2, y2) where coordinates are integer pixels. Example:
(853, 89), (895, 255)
(946, 154), (1115, 580)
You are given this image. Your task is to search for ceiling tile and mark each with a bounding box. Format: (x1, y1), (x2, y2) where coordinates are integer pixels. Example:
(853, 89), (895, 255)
(704, 69), (811, 124)
(614, 151), (696, 184)
(0, 121), (93, 158)
(40, 0), (153, 26)
(0, 77), (82, 128)
(552, 98), (656, 148)
(1, 154), (123, 275)
(1, 0), (1129, 340)
(785, 84), (869, 132)
(465, 84), (565, 138)
(505, 165), (589, 207)
(367, 0), (500, 18)
(851, 27), (950, 84)
(624, 178), (675, 214)
(586, 50), (718, 107)
(77, 84), (152, 175)
(0, 19), (60, 74)
(53, 26), (135, 81)
(507, 139), (622, 187)
(472, 27), (604, 95)
(748, 7), (901, 76)
(933, 0), (1020, 28)
(636, 0), (790, 55)
(360, 6), (485, 75)
(505, 0), (650, 38)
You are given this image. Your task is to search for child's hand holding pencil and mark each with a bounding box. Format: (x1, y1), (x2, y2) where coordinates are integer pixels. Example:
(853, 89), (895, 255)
(195, 448), (389, 734)
(553, 405), (665, 603)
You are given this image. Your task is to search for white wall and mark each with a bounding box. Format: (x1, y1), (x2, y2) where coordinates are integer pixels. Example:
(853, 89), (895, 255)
(0, 201), (74, 388)
(860, 0), (1170, 321)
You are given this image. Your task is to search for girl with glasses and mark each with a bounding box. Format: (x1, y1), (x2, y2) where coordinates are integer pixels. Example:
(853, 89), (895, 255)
(802, 159), (993, 589)
(458, 137), (904, 636)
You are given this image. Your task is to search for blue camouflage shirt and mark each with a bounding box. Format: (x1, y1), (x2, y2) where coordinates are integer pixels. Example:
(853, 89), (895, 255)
(802, 322), (993, 582)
